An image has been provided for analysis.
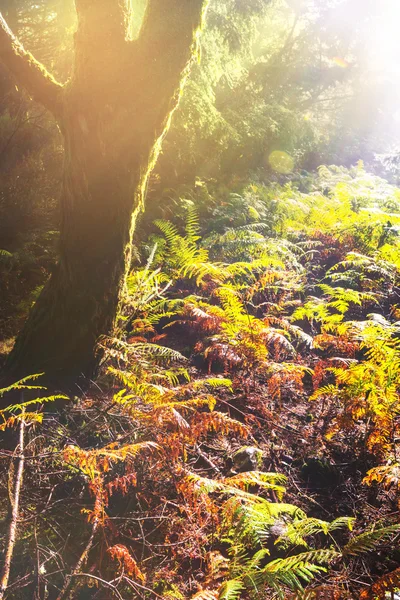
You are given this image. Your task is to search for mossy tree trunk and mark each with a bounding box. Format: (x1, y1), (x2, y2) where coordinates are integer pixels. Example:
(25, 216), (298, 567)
(0, 0), (209, 395)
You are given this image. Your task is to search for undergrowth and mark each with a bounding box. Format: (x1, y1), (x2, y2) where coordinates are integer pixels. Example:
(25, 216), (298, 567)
(1, 164), (400, 599)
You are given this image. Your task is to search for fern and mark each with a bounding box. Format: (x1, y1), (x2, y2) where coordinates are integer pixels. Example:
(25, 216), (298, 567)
(277, 517), (355, 549)
(244, 550), (340, 599)
(191, 378), (233, 392)
(64, 441), (160, 480)
(0, 411), (44, 431)
(0, 375), (69, 423)
(343, 524), (400, 556)
(2, 393), (69, 414)
(185, 203), (202, 244)
(0, 373), (47, 397)
(107, 339), (187, 365)
(360, 566), (400, 599)
(155, 212), (229, 285)
(225, 471), (287, 498)
(218, 579), (244, 600)
(191, 592), (218, 600)
(154, 219), (180, 248)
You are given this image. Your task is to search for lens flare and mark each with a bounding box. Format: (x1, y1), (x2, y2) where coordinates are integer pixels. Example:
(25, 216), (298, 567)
(332, 57), (349, 68)
(268, 151), (295, 174)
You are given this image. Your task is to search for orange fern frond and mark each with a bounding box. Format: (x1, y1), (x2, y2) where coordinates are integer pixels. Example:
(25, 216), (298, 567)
(108, 544), (146, 581)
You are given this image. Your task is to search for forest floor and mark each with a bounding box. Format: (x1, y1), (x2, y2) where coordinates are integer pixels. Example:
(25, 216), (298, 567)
(1, 165), (400, 599)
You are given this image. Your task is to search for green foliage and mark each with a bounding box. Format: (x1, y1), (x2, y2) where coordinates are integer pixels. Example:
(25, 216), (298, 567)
(156, 0), (392, 182)
(218, 579), (244, 600)
(0, 374), (68, 430)
(97, 167), (400, 598)
(2, 0), (400, 597)
(343, 525), (400, 557)
(3, 162), (400, 599)
(154, 207), (229, 285)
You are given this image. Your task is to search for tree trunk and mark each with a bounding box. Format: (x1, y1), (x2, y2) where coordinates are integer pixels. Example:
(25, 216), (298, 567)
(0, 0), (209, 397)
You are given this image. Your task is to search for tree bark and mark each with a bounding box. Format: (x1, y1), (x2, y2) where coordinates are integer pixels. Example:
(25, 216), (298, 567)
(0, 0), (209, 398)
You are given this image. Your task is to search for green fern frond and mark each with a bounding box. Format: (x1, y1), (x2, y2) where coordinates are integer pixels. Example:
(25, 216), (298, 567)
(278, 516), (355, 549)
(309, 385), (338, 401)
(107, 367), (166, 402)
(218, 579), (244, 600)
(107, 339), (187, 366)
(187, 473), (294, 511)
(343, 524), (400, 556)
(264, 549), (339, 573)
(0, 373), (47, 397)
(2, 393), (69, 415)
(259, 549), (338, 596)
(226, 471), (287, 498)
(329, 516), (355, 532)
(191, 378), (233, 392)
(185, 204), (202, 243)
(154, 219), (180, 248)
(181, 258), (228, 285)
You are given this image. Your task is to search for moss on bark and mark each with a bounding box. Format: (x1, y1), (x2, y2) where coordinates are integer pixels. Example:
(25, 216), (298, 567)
(0, 0), (209, 397)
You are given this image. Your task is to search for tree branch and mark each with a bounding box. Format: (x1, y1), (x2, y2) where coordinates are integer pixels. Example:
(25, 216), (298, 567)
(139, 0), (208, 54)
(73, 0), (131, 84)
(137, 0), (209, 84)
(0, 13), (64, 115)
(126, 0), (209, 214)
(134, 0), (209, 129)
(74, 0), (129, 46)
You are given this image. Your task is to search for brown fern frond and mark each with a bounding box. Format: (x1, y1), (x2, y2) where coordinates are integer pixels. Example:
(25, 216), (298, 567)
(108, 544), (146, 581)
(360, 567), (400, 599)
(192, 412), (249, 438)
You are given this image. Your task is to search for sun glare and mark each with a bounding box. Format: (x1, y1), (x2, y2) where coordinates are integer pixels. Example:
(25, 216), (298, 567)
(365, 0), (400, 80)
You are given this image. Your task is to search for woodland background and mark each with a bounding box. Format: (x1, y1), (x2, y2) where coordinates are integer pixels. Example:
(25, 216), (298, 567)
(1, 1), (400, 599)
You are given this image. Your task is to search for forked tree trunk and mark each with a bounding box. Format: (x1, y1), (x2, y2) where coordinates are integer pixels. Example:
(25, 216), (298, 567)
(0, 0), (209, 396)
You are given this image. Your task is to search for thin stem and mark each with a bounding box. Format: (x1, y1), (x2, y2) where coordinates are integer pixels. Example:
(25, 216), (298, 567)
(55, 519), (99, 600)
(0, 408), (26, 600)
(70, 574), (123, 600)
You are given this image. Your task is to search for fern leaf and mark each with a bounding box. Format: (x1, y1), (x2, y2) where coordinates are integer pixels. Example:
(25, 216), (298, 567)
(154, 219), (180, 248)
(191, 378), (233, 392)
(2, 393), (69, 415)
(343, 524), (400, 556)
(225, 471), (287, 498)
(190, 591), (218, 600)
(218, 579), (244, 600)
(0, 373), (46, 397)
(361, 565), (400, 599)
